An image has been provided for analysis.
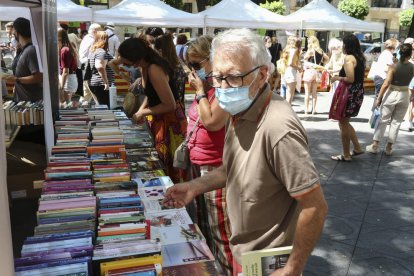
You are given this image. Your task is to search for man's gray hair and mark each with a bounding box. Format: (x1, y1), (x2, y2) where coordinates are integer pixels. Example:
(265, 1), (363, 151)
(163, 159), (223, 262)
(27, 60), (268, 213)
(88, 23), (101, 34)
(211, 29), (271, 69)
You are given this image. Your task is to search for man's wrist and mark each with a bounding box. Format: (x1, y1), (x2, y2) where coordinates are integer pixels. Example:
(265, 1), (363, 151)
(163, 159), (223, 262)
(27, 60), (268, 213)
(15, 77), (21, 84)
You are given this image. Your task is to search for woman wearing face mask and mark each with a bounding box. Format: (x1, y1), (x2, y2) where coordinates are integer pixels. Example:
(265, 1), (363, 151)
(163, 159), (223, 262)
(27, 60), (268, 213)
(116, 38), (187, 183)
(185, 35), (232, 276)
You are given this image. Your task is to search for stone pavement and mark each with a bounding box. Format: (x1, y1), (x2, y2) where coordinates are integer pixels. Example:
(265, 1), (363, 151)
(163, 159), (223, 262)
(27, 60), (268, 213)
(185, 90), (414, 275)
(289, 91), (414, 276)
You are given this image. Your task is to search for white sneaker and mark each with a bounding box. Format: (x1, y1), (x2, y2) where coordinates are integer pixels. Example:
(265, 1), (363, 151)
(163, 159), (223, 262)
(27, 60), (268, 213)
(366, 144), (379, 154)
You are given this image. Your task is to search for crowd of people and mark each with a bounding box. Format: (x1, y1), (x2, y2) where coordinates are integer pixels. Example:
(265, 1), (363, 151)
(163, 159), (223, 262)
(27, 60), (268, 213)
(2, 17), (414, 275)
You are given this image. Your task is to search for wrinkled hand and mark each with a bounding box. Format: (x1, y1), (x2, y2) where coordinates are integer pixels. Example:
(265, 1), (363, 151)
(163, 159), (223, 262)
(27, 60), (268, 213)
(188, 70), (204, 92)
(162, 182), (196, 208)
(269, 267), (297, 276)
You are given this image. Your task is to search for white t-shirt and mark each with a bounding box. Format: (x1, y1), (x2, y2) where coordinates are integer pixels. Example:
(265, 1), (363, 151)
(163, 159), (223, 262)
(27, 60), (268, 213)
(106, 29), (121, 58)
(376, 50), (394, 79)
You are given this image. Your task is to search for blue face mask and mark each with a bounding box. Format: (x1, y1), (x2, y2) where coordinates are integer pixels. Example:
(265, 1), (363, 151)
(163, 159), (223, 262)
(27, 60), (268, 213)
(196, 68), (207, 80)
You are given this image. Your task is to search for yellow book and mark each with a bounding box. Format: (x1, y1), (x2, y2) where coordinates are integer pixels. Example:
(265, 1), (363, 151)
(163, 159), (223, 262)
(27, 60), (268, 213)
(241, 246), (293, 276)
(100, 255), (162, 276)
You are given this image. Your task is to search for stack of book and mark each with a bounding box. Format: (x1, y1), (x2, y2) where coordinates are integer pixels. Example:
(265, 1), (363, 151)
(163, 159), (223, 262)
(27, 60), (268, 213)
(15, 143), (96, 275)
(3, 100), (44, 126)
(134, 175), (219, 275)
(55, 110), (90, 147)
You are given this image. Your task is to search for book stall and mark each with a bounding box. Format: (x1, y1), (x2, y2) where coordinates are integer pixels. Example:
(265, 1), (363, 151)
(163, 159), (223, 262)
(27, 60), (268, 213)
(13, 106), (222, 276)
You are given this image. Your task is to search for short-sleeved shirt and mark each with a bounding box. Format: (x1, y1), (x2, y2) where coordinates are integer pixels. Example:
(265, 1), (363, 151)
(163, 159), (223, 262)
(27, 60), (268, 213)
(376, 50), (394, 79)
(223, 85), (320, 263)
(88, 49), (115, 87)
(59, 47), (77, 74)
(14, 44), (43, 102)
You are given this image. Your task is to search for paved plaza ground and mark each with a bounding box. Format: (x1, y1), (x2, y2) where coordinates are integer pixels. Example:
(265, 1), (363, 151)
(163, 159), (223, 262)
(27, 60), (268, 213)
(187, 89), (414, 275)
(292, 92), (414, 275)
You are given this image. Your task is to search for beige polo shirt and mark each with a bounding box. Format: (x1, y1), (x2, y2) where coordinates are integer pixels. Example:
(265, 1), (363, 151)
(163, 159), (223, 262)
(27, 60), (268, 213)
(223, 85), (320, 264)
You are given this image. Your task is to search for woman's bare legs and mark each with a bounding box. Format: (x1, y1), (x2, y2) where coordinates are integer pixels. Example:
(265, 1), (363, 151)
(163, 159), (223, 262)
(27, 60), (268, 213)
(311, 81), (318, 115)
(304, 81), (311, 114)
(337, 118), (362, 159)
(286, 82), (296, 105)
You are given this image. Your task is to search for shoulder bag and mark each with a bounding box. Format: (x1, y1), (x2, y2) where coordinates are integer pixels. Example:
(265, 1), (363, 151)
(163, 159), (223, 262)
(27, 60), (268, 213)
(329, 80), (350, 120)
(173, 94), (214, 169)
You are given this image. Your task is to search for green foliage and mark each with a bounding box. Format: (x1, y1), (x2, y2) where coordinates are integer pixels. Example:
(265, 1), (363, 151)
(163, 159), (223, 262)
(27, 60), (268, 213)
(399, 9), (414, 27)
(259, 0), (286, 15)
(338, 0), (369, 20)
(162, 0), (183, 10)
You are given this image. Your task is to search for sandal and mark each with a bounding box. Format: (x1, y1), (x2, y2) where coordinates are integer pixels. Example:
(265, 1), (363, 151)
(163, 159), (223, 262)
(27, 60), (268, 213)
(331, 154), (352, 162)
(350, 150), (364, 157)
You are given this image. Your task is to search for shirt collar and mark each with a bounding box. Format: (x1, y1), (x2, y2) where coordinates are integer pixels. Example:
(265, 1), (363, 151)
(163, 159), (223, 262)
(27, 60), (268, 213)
(238, 84), (272, 123)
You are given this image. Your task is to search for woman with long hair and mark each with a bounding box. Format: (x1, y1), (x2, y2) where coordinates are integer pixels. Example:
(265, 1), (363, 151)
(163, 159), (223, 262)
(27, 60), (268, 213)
(154, 33), (187, 111)
(58, 28), (78, 103)
(282, 36), (301, 104)
(366, 43), (414, 155)
(325, 38), (345, 93)
(88, 31), (114, 106)
(330, 34), (365, 161)
(303, 36), (329, 115)
(184, 35), (232, 275)
(117, 38), (187, 183)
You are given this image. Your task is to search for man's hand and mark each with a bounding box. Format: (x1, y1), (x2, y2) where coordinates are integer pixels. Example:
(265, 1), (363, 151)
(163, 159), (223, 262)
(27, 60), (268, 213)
(162, 182), (197, 208)
(269, 267), (298, 276)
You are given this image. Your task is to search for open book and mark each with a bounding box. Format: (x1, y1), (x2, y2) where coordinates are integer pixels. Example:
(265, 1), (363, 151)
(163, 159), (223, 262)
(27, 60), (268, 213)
(241, 245), (293, 276)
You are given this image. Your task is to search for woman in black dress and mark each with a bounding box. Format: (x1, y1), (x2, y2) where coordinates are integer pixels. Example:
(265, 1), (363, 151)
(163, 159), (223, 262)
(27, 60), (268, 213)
(330, 34), (365, 161)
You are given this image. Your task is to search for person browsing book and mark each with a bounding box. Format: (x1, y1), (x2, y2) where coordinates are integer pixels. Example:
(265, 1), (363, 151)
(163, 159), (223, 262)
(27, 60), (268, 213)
(116, 38), (188, 183)
(6, 17), (43, 102)
(163, 29), (327, 276)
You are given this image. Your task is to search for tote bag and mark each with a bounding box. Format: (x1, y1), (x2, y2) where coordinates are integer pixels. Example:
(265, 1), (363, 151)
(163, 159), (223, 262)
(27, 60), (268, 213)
(329, 80), (350, 120)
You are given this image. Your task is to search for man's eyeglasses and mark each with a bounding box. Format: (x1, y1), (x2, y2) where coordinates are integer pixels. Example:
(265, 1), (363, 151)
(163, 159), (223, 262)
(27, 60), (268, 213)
(188, 57), (208, 71)
(207, 66), (262, 88)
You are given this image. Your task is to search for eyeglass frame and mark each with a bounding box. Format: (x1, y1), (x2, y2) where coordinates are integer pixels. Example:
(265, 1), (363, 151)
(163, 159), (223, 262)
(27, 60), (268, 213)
(187, 57), (209, 71)
(207, 65), (262, 88)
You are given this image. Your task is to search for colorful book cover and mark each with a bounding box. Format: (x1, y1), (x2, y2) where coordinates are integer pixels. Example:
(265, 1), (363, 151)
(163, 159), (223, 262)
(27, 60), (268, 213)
(162, 260), (221, 276)
(161, 240), (214, 267)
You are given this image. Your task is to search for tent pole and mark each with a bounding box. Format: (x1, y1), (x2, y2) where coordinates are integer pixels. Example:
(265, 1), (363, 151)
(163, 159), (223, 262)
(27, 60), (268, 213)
(203, 15), (207, 35)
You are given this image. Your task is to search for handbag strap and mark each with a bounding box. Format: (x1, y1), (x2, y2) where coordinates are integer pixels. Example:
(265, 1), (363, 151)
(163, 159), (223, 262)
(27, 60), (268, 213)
(184, 94), (215, 145)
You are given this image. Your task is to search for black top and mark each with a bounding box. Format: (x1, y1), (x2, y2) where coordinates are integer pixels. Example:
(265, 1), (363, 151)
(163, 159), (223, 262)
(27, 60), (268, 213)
(145, 66), (179, 107)
(391, 62), (414, 86)
(268, 43), (282, 64)
(339, 56), (365, 85)
(309, 50), (324, 65)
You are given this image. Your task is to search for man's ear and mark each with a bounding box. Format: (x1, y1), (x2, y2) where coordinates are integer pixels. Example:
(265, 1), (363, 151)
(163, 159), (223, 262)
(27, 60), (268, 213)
(259, 65), (269, 81)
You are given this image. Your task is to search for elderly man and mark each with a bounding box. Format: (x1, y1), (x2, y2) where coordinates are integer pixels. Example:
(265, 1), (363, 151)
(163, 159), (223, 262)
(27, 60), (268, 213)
(163, 29), (327, 276)
(78, 23), (101, 104)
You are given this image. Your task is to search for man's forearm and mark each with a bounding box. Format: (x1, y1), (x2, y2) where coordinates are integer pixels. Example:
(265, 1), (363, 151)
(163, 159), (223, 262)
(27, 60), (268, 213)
(284, 197), (327, 275)
(190, 165), (227, 196)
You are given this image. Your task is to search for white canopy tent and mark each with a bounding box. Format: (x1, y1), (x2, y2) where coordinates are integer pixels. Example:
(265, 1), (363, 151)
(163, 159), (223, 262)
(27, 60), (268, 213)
(0, 0), (92, 22)
(0, 7), (31, 21)
(57, 0), (93, 22)
(285, 0), (384, 33)
(199, 0), (300, 30)
(94, 0), (203, 27)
